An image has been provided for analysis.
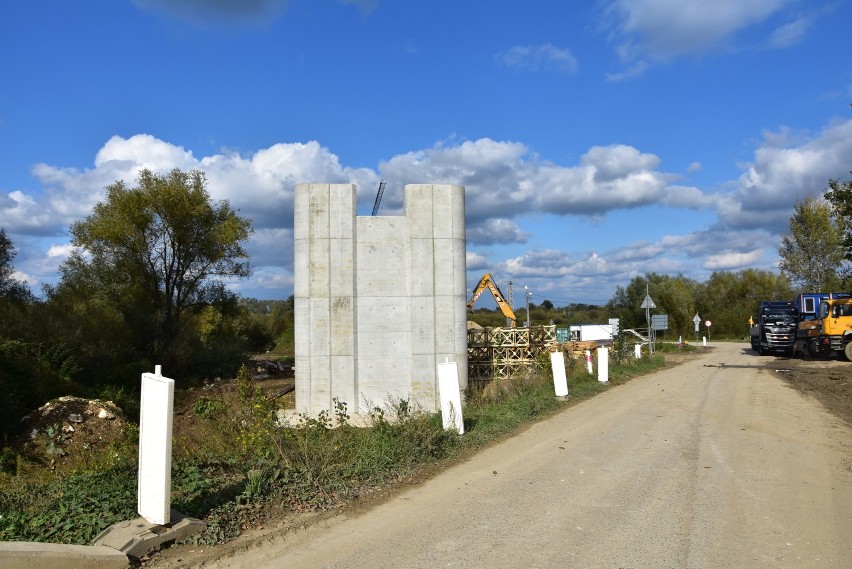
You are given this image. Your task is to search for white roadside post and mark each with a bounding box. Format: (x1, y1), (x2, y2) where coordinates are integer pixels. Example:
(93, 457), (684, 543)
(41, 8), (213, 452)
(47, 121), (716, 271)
(550, 351), (569, 398)
(92, 364), (205, 557)
(597, 347), (609, 383)
(138, 365), (174, 525)
(634, 344), (641, 358)
(438, 360), (464, 434)
(585, 350), (593, 374)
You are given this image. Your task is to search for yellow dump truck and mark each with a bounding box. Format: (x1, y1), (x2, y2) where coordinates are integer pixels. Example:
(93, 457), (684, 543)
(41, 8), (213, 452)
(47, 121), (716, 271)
(807, 297), (852, 359)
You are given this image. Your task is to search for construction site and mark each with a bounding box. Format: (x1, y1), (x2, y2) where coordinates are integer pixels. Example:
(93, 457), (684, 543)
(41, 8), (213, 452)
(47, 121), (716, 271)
(465, 272), (606, 385)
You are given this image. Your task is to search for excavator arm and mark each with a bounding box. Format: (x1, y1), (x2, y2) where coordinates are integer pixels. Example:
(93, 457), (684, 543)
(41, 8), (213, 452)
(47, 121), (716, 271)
(467, 273), (518, 327)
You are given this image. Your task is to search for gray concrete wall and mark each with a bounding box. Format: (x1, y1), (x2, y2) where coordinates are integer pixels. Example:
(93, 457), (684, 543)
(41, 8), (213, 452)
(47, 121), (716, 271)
(294, 183), (467, 416)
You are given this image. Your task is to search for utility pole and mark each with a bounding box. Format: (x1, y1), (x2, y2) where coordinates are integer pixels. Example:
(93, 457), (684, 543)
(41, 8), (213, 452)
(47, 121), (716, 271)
(641, 284), (656, 354)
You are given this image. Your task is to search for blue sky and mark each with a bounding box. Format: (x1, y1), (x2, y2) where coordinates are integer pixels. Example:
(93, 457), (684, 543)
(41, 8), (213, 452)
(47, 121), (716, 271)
(2, 0), (851, 307)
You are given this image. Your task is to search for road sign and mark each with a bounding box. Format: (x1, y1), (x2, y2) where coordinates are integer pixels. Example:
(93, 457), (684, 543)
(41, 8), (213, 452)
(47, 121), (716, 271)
(705, 320), (712, 327)
(651, 314), (668, 330)
(693, 314), (700, 332)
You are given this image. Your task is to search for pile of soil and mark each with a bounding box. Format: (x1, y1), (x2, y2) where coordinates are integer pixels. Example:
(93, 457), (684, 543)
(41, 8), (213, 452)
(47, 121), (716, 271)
(17, 396), (128, 467)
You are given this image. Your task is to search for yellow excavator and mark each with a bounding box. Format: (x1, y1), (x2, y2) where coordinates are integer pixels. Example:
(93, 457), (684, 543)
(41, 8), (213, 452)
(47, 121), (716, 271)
(467, 273), (518, 327)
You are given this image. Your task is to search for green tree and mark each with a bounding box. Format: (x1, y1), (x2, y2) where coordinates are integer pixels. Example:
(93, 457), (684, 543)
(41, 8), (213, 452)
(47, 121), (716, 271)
(0, 229), (34, 340)
(607, 273), (698, 335)
(57, 168), (253, 380)
(777, 195), (845, 292)
(0, 228), (32, 304)
(824, 175), (852, 284)
(695, 269), (792, 338)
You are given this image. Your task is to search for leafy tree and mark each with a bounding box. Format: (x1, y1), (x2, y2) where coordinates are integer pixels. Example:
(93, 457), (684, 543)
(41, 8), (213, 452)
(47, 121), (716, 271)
(608, 271), (793, 339)
(0, 228), (32, 304)
(777, 195), (845, 292)
(0, 340), (80, 439)
(0, 229), (34, 340)
(57, 168), (253, 381)
(695, 269), (792, 339)
(824, 175), (852, 283)
(607, 273), (700, 338)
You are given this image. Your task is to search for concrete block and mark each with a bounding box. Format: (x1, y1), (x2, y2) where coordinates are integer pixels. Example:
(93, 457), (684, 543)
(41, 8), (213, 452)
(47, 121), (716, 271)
(431, 186), (456, 239)
(91, 510), (205, 559)
(450, 185), (466, 239)
(293, 238), (310, 296)
(330, 355), (357, 411)
(408, 238), (435, 296)
(357, 297), (411, 332)
(0, 542), (128, 569)
(328, 184), (355, 239)
(329, 296), (356, 356)
(309, 355), (332, 410)
(328, 238), (355, 297)
(356, 328), (413, 357)
(295, 182), (467, 417)
(293, 297), (310, 353)
(356, 221), (409, 298)
(308, 297), (330, 355)
(411, 296), (436, 354)
(293, 184), (311, 239)
(432, 242), (457, 293)
(406, 184), (434, 238)
(308, 238), (330, 297)
(358, 357), (411, 403)
(411, 353), (438, 411)
(307, 184), (330, 239)
(294, 353), (311, 413)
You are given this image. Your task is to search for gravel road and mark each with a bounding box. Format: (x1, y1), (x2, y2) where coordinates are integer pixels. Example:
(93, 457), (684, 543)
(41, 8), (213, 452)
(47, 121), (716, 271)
(190, 342), (852, 568)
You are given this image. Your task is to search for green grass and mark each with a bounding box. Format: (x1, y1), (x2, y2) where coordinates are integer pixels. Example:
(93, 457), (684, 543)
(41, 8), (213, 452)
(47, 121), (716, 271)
(0, 351), (671, 547)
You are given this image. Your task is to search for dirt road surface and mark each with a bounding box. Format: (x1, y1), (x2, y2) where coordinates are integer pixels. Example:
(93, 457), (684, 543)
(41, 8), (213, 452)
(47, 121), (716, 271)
(166, 342), (852, 568)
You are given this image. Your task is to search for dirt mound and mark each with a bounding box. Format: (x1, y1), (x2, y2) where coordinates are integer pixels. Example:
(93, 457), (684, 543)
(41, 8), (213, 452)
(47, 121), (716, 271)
(18, 396), (130, 468)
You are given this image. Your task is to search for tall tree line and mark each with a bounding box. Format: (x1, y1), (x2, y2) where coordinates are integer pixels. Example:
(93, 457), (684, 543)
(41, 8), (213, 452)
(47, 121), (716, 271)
(1, 170), (850, 440)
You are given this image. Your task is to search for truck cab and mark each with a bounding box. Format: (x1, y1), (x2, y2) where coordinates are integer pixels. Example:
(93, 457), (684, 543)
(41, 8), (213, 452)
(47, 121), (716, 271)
(793, 293), (850, 356)
(811, 298), (852, 360)
(751, 301), (798, 356)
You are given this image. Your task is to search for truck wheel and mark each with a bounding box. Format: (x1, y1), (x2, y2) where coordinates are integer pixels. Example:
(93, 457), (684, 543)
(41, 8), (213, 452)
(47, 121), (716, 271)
(807, 340), (819, 358)
(844, 342), (852, 362)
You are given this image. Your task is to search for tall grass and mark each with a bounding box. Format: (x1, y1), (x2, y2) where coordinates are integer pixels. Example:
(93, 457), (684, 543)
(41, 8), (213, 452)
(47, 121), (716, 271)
(0, 350), (672, 547)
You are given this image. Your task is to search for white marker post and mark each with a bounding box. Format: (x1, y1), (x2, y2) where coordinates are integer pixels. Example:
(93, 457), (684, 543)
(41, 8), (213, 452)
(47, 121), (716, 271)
(437, 360), (464, 434)
(597, 347), (609, 383)
(585, 350), (593, 374)
(634, 344), (641, 359)
(138, 365), (174, 525)
(550, 351), (569, 398)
